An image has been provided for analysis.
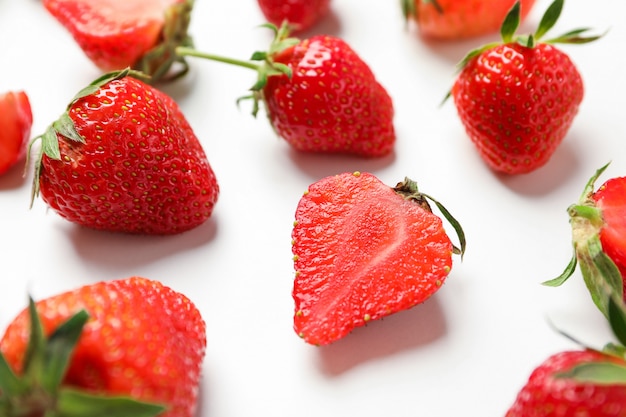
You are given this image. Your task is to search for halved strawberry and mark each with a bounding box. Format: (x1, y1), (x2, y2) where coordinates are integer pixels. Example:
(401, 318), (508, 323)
(291, 172), (465, 345)
(0, 91), (33, 176)
(43, 0), (194, 82)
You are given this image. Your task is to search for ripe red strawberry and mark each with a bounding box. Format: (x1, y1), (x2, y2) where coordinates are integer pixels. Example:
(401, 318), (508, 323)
(177, 23), (395, 157)
(547, 164), (626, 314)
(257, 0), (331, 33)
(291, 171), (465, 345)
(43, 0), (194, 82)
(0, 91), (32, 176)
(0, 276), (206, 417)
(505, 349), (626, 417)
(31, 69), (219, 235)
(450, 0), (600, 175)
(401, 0), (536, 40)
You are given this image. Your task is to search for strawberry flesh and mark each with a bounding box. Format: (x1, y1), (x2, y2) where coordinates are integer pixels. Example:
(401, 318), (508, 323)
(292, 172), (454, 345)
(43, 0), (181, 71)
(257, 0), (331, 32)
(0, 91), (32, 175)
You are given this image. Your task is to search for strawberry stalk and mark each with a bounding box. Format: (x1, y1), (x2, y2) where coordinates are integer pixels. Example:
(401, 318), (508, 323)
(175, 22), (298, 115)
(0, 298), (166, 417)
(393, 177), (466, 258)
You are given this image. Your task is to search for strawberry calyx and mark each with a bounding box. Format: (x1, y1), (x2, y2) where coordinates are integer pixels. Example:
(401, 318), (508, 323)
(175, 21), (299, 116)
(0, 297), (166, 417)
(400, 0), (443, 25)
(135, 0), (195, 83)
(545, 163), (626, 364)
(454, 0), (601, 71)
(27, 68), (149, 206)
(393, 177), (466, 259)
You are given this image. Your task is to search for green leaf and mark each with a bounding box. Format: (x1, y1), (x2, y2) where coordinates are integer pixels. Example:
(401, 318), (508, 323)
(542, 249), (577, 287)
(40, 128), (62, 161)
(42, 310), (89, 392)
(22, 297), (47, 380)
(534, 0), (563, 40)
(608, 296), (626, 347)
(52, 113), (84, 144)
(56, 388), (167, 417)
(0, 353), (26, 398)
(501, 1), (521, 43)
(556, 361), (626, 385)
(579, 162), (610, 202)
(422, 193), (466, 260)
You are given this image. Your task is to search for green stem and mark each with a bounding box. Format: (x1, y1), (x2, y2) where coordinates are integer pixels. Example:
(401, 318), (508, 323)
(175, 46), (260, 71)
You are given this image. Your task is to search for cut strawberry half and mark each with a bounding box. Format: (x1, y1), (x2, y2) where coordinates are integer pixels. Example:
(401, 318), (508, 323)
(0, 91), (33, 176)
(291, 172), (465, 345)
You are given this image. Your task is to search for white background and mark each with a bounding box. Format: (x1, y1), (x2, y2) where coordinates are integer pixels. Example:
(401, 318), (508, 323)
(1, 0), (625, 415)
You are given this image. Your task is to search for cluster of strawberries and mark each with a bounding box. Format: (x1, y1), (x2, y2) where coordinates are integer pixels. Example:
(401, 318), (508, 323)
(0, 0), (625, 416)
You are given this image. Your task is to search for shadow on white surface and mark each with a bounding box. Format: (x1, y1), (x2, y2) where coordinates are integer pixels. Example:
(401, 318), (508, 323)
(286, 148), (397, 181)
(60, 215), (219, 269)
(315, 296), (446, 376)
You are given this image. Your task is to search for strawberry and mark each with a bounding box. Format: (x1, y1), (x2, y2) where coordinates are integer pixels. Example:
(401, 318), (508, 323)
(0, 276), (206, 417)
(43, 0), (194, 82)
(547, 163), (626, 315)
(401, 0), (536, 40)
(291, 171), (465, 345)
(450, 0), (600, 175)
(505, 349), (626, 417)
(0, 91), (32, 176)
(257, 0), (331, 33)
(30, 69), (219, 235)
(177, 23), (396, 157)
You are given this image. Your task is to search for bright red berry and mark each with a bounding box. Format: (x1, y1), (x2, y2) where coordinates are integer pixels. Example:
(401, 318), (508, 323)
(0, 91), (33, 176)
(177, 24), (396, 157)
(451, 0), (599, 174)
(31, 69), (219, 235)
(0, 276), (206, 417)
(291, 172), (465, 345)
(42, 0), (194, 82)
(402, 0), (536, 40)
(505, 349), (626, 417)
(257, 0), (331, 33)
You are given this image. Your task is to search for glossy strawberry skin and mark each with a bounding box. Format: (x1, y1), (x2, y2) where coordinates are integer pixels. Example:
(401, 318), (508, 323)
(38, 76), (219, 235)
(0, 91), (33, 175)
(592, 176), (626, 296)
(410, 0), (536, 40)
(292, 172), (454, 345)
(43, 0), (188, 74)
(258, 0), (331, 32)
(263, 36), (395, 158)
(452, 42), (583, 174)
(505, 350), (626, 417)
(0, 277), (206, 417)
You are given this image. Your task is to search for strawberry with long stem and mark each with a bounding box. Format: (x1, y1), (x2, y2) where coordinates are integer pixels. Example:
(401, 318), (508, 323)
(176, 23), (396, 158)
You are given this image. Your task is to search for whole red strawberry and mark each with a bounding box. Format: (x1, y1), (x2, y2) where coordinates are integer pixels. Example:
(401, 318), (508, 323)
(505, 349), (626, 417)
(31, 69), (219, 235)
(0, 276), (206, 417)
(291, 171), (465, 345)
(0, 91), (32, 176)
(177, 24), (395, 157)
(257, 0), (331, 33)
(450, 0), (600, 175)
(401, 0), (536, 40)
(43, 0), (194, 82)
(547, 163), (626, 312)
